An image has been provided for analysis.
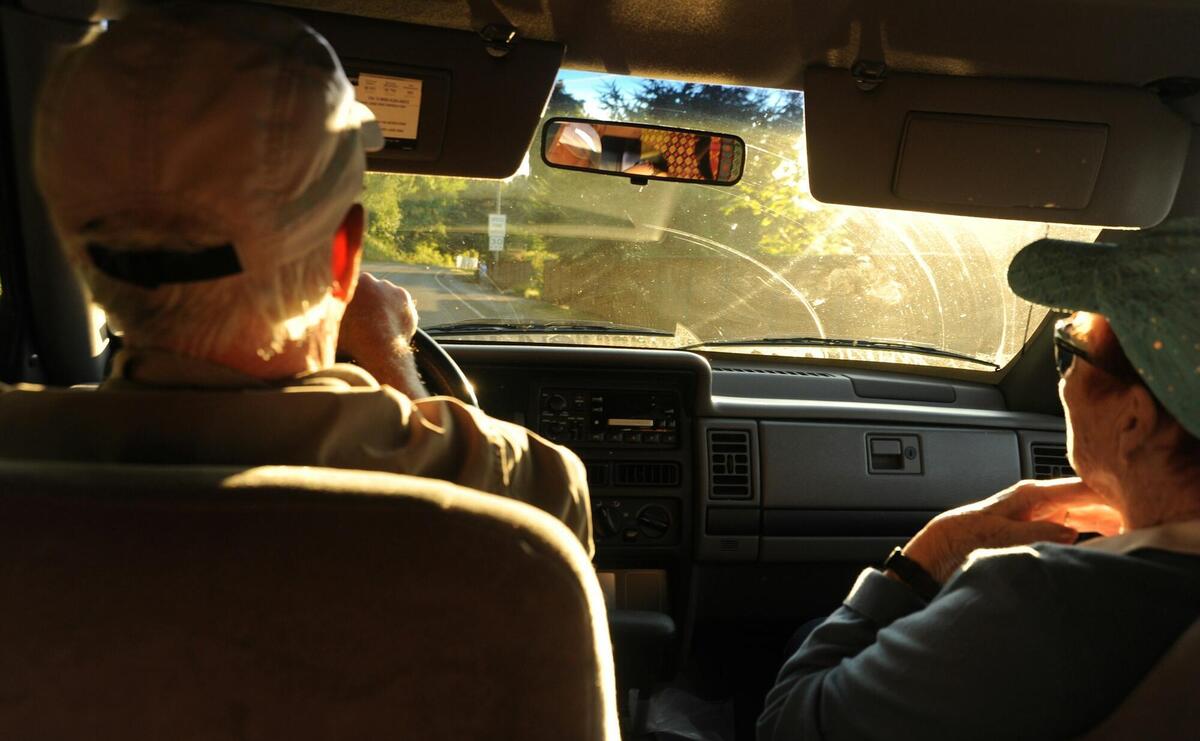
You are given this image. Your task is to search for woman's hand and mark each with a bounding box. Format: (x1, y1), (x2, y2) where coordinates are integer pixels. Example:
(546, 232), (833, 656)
(901, 478), (1125, 584)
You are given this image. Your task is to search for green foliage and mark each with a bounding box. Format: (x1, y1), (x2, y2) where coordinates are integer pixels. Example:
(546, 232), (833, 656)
(404, 240), (456, 268)
(588, 78), (850, 257)
(601, 79), (784, 128)
(353, 75), (1046, 363)
(721, 135), (855, 257)
(360, 75), (851, 290)
(362, 173), (472, 264)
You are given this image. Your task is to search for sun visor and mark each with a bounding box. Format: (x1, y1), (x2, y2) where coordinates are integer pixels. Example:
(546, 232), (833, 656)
(286, 7), (563, 179)
(804, 68), (1191, 227)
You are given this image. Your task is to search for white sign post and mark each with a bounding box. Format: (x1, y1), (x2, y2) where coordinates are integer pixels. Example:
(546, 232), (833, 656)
(488, 213), (507, 253)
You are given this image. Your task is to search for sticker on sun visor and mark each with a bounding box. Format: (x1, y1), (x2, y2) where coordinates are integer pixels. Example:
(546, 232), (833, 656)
(355, 73), (422, 140)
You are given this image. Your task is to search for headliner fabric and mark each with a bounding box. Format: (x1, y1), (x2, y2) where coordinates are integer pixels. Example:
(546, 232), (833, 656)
(262, 0), (1200, 91)
(0, 462), (619, 740)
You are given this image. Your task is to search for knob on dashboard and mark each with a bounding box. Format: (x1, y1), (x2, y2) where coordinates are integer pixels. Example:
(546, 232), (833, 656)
(594, 500), (620, 539)
(636, 505), (671, 539)
(546, 394), (568, 412)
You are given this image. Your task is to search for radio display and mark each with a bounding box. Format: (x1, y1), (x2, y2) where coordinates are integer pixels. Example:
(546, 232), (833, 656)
(538, 388), (680, 447)
(608, 418), (653, 427)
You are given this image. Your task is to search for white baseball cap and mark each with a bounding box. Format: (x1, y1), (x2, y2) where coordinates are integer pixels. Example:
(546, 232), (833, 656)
(34, 1), (384, 289)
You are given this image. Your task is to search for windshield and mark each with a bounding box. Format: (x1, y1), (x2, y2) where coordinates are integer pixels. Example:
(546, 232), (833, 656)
(362, 71), (1100, 369)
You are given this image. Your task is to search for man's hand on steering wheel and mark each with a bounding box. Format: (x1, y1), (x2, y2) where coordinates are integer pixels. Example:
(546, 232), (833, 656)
(337, 272), (478, 406)
(337, 272), (429, 398)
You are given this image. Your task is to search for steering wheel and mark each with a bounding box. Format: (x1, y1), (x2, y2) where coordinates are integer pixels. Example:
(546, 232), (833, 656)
(411, 327), (479, 406)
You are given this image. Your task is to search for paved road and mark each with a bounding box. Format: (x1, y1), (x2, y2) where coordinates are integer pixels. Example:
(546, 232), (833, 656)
(361, 262), (567, 328)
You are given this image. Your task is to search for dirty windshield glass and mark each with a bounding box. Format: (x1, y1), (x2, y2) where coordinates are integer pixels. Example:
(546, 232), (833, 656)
(362, 71), (1100, 369)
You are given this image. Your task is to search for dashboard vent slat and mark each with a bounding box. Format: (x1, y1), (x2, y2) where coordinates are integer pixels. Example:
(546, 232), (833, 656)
(1030, 442), (1074, 480)
(613, 462), (680, 487)
(708, 429), (753, 500)
(585, 463), (610, 487)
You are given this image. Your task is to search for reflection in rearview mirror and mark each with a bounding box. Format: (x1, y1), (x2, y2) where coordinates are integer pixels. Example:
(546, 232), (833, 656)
(542, 117), (745, 186)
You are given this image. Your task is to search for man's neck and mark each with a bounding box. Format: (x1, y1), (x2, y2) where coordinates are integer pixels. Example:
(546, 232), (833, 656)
(1116, 457), (1200, 530)
(127, 332), (332, 383)
(212, 339), (331, 380)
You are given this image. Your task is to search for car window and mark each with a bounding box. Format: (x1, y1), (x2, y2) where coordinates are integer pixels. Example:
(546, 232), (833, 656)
(362, 71), (1101, 369)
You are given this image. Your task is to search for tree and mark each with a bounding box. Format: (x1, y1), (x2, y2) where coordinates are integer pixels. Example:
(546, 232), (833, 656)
(361, 174), (472, 263)
(546, 81), (586, 118)
(608, 80), (853, 257)
(361, 76), (850, 277)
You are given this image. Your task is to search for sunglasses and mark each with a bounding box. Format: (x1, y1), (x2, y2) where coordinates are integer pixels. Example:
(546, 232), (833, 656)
(1053, 323), (1095, 377)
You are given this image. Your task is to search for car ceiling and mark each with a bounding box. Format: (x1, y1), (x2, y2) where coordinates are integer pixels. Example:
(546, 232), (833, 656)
(261, 0), (1200, 91)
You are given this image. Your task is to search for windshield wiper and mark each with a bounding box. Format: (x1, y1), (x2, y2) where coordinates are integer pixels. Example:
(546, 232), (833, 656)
(688, 336), (1001, 369)
(425, 319), (676, 337)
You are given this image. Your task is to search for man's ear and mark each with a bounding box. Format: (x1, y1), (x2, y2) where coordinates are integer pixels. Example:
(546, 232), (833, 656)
(331, 203), (364, 302)
(1117, 383), (1160, 462)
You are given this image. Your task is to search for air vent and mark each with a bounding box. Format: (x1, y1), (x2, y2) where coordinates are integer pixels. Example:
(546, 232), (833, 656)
(585, 463), (610, 487)
(613, 462), (680, 487)
(1031, 442), (1074, 479)
(715, 367), (837, 378)
(708, 429), (753, 500)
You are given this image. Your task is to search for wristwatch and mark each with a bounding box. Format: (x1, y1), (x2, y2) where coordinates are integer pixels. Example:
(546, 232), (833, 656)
(882, 547), (942, 602)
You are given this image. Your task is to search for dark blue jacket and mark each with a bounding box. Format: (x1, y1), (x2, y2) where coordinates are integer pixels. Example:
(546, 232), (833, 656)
(758, 542), (1200, 740)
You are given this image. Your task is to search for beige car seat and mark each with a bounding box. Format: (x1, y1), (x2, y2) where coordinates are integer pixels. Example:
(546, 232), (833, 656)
(0, 461), (618, 740)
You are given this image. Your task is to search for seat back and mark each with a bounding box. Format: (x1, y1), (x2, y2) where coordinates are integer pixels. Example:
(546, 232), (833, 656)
(0, 461), (617, 740)
(1079, 617), (1200, 740)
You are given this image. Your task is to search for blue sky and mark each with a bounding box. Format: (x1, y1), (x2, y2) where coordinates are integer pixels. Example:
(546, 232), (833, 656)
(556, 69), (803, 119)
(556, 70), (641, 117)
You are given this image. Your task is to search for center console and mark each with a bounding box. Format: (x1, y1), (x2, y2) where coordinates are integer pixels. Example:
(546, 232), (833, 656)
(536, 386), (689, 551)
(449, 346), (701, 620)
(531, 381), (693, 695)
(445, 345), (709, 693)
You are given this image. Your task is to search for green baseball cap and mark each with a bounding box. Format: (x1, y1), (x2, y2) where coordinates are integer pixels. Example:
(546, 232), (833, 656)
(1007, 217), (1200, 439)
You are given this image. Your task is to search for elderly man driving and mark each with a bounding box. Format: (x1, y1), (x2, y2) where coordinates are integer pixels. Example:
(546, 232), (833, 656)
(758, 221), (1200, 739)
(0, 2), (591, 553)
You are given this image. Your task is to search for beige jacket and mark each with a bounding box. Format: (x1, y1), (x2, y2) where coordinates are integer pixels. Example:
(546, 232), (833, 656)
(0, 350), (593, 555)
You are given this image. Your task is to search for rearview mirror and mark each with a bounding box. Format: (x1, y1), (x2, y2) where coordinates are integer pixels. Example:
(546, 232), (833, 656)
(541, 117), (745, 186)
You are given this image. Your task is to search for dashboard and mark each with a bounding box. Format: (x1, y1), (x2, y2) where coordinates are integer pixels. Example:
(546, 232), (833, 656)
(447, 342), (1072, 631)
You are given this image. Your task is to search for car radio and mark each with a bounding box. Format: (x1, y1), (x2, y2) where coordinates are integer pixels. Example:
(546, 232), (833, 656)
(538, 388), (680, 447)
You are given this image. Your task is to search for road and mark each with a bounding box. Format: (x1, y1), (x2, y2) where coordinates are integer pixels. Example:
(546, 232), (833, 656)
(361, 262), (568, 328)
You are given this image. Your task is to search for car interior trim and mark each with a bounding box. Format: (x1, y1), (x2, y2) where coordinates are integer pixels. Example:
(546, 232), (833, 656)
(805, 67), (1191, 227)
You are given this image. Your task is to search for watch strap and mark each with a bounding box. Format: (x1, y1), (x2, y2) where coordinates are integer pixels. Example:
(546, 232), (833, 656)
(882, 547), (942, 602)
